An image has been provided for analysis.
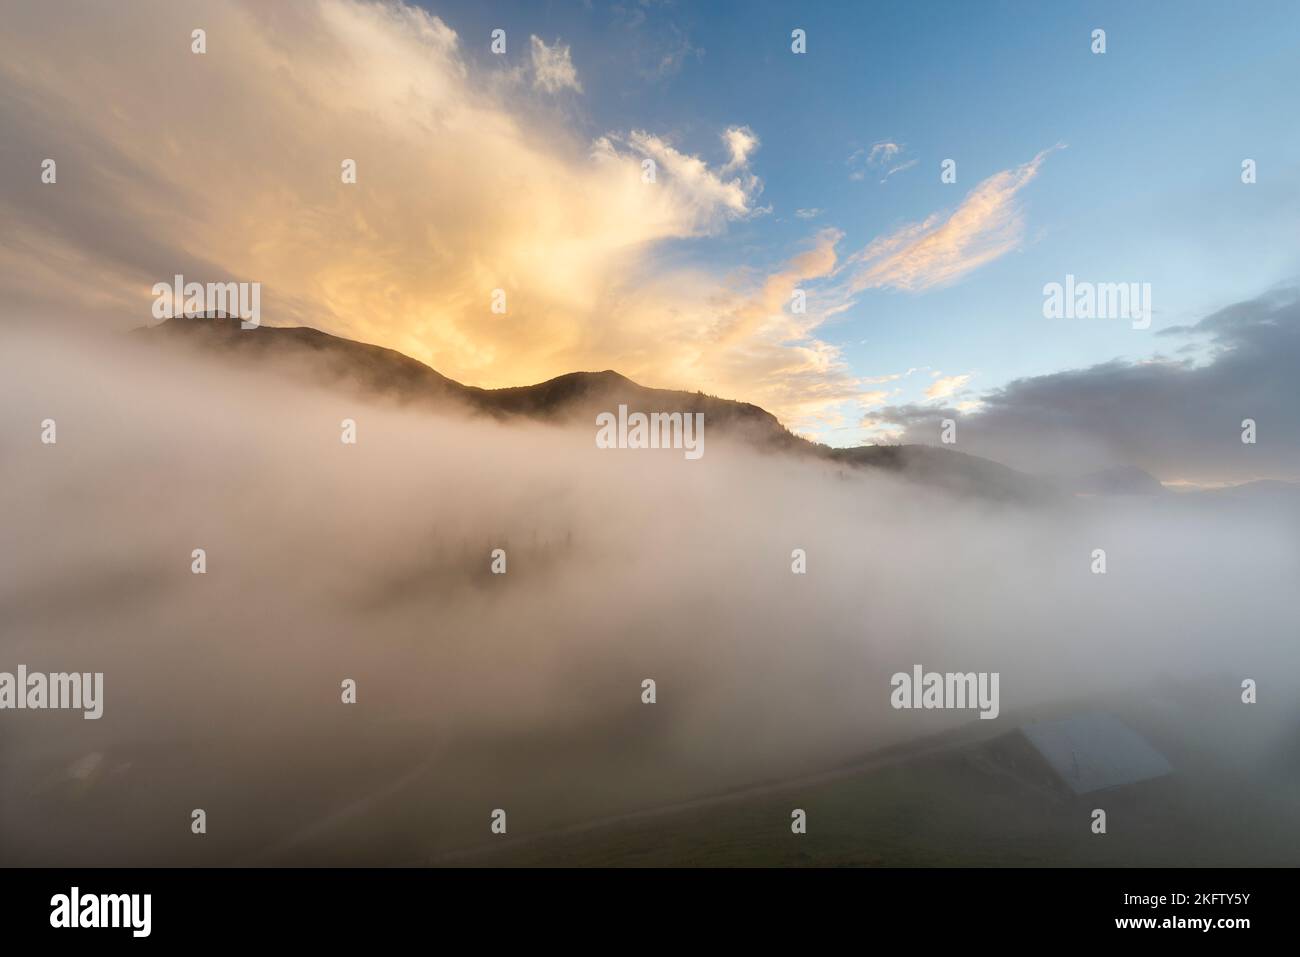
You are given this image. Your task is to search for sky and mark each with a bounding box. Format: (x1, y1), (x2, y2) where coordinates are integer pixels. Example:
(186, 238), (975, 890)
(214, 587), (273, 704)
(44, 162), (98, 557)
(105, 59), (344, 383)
(1, 0), (1297, 479)
(421, 0), (1300, 441)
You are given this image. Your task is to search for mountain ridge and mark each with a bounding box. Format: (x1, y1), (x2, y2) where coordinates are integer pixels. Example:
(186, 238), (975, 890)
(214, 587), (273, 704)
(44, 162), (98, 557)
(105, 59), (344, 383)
(134, 316), (1055, 501)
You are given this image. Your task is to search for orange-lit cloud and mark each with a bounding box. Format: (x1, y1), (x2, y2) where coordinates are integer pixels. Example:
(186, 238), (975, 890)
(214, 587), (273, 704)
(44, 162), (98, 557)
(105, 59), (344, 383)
(0, 0), (1056, 440)
(0, 0), (865, 430)
(925, 373), (972, 400)
(847, 146), (1061, 292)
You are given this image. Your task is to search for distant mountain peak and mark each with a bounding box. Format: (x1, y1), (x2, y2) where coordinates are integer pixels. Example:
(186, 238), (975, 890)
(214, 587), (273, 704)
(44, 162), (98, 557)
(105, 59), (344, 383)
(134, 318), (1059, 502)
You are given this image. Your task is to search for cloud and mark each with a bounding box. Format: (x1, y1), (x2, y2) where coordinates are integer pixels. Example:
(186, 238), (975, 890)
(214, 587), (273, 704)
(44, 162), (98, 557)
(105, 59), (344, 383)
(721, 125), (759, 172)
(0, 0), (861, 430)
(847, 146), (1060, 292)
(707, 229), (841, 345)
(642, 23), (704, 81)
(593, 128), (762, 234)
(925, 373), (972, 400)
(643, 227), (868, 431)
(875, 287), (1300, 483)
(879, 158), (918, 184)
(858, 416), (906, 442)
(794, 208), (823, 220)
(848, 141), (909, 183)
(867, 142), (902, 167)
(759, 149), (1055, 429)
(0, 3), (1068, 443)
(530, 35), (582, 93)
(845, 149), (865, 181)
(607, 6), (703, 81)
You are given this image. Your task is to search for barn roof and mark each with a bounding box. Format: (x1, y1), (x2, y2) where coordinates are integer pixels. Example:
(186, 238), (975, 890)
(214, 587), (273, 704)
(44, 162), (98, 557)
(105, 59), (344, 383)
(1019, 713), (1173, 794)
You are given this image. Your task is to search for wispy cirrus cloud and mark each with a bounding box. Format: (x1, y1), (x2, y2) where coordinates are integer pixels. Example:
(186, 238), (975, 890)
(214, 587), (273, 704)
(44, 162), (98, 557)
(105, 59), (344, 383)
(767, 149), (1058, 435)
(530, 35), (582, 93)
(846, 146), (1062, 292)
(867, 142), (903, 166)
(848, 141), (915, 183)
(878, 157), (918, 184)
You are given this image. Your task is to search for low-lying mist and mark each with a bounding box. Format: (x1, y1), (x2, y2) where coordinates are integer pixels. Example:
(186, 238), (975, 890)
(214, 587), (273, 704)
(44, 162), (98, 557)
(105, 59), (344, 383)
(2, 325), (1297, 865)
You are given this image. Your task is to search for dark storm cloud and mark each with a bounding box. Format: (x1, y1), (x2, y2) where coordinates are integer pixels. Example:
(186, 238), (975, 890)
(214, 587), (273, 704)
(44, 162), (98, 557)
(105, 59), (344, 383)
(885, 287), (1300, 483)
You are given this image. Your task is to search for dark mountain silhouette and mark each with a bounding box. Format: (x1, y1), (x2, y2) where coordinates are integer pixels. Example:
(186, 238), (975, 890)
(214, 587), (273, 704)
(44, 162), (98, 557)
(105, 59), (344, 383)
(134, 316), (1058, 502)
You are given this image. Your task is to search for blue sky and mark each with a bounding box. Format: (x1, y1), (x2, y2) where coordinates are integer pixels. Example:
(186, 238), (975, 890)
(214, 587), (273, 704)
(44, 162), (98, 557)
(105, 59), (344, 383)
(421, 0), (1300, 442)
